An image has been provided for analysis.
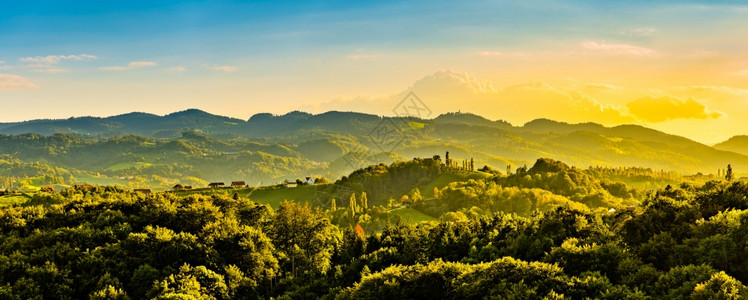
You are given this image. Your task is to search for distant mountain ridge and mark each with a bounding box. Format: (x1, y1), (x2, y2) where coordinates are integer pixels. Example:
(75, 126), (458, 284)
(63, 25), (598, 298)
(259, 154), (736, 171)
(714, 135), (748, 156)
(0, 109), (746, 175)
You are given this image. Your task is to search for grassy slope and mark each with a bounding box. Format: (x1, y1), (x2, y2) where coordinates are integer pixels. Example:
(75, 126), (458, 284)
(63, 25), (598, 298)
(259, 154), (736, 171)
(0, 194), (32, 207)
(388, 207), (436, 223)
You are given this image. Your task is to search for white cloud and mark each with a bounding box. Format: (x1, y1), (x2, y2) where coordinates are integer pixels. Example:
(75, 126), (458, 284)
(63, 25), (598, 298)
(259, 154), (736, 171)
(476, 51), (502, 57)
(0, 74), (38, 90)
(620, 27), (656, 37)
(18, 54), (96, 74)
(581, 41), (656, 56)
(99, 61), (157, 71)
(411, 70), (497, 94)
(476, 51), (529, 58)
(20, 54), (97, 64)
(169, 66), (187, 72)
(0, 61), (11, 71)
(204, 65), (237, 72)
(32, 68), (68, 74)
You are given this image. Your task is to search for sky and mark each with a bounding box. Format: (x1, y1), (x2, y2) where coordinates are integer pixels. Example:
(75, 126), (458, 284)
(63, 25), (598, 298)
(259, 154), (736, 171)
(1, 0), (747, 144)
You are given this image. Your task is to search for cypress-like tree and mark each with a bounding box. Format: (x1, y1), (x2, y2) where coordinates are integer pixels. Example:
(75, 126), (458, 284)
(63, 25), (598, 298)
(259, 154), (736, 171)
(349, 193), (357, 218)
(360, 192), (368, 212)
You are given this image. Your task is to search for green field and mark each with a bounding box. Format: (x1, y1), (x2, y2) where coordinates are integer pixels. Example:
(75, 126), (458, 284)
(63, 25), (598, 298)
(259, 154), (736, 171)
(0, 194), (32, 207)
(105, 162), (154, 171)
(387, 207), (436, 224)
(176, 185), (327, 209)
(77, 174), (133, 186)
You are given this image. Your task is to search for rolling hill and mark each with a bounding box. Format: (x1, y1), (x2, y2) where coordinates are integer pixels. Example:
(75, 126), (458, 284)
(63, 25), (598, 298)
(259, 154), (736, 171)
(0, 109), (746, 191)
(715, 135), (748, 156)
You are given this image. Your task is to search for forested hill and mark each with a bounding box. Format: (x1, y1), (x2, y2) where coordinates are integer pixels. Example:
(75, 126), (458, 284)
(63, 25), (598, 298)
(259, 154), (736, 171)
(1, 156), (748, 298)
(0, 109), (746, 189)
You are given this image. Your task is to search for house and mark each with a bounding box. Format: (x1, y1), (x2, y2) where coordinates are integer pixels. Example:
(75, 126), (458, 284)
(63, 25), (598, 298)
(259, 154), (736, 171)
(134, 189), (152, 195)
(305, 177), (314, 185)
(209, 182), (225, 188)
(231, 181), (246, 188)
(39, 186), (55, 193)
(184, 185), (192, 190)
(173, 184), (185, 191)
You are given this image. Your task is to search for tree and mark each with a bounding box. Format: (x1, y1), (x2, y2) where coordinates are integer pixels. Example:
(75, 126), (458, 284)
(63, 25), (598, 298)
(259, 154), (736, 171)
(725, 164), (734, 182)
(349, 193), (358, 217)
(270, 201), (340, 277)
(360, 192), (368, 212)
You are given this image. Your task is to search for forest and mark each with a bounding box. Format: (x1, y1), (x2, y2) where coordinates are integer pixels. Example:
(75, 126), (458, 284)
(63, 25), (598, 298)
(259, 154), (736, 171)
(0, 157), (747, 299)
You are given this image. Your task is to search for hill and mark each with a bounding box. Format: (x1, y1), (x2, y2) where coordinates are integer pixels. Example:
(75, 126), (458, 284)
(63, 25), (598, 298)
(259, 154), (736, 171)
(1, 157), (747, 298)
(715, 135), (748, 156)
(0, 109), (746, 191)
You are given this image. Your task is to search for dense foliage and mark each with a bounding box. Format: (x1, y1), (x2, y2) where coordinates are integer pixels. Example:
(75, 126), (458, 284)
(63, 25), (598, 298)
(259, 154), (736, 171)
(2, 171), (748, 298)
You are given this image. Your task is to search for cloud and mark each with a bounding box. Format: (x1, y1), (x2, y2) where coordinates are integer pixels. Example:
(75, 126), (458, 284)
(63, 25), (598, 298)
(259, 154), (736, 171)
(619, 27), (656, 37)
(476, 51), (530, 58)
(32, 68), (67, 74)
(299, 70), (633, 126)
(476, 51), (504, 57)
(626, 96), (723, 122)
(411, 70), (497, 95)
(18, 54), (96, 73)
(346, 54), (382, 60)
(581, 41), (656, 56)
(0, 61), (10, 71)
(496, 81), (634, 125)
(0, 74), (38, 90)
(582, 83), (621, 92)
(20, 54), (97, 64)
(733, 69), (748, 76)
(99, 61), (157, 71)
(169, 66), (187, 72)
(204, 65), (237, 72)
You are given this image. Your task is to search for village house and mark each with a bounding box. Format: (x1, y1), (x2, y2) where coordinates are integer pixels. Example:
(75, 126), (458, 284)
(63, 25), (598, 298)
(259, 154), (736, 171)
(231, 181), (246, 188)
(173, 184), (193, 191)
(208, 182), (225, 188)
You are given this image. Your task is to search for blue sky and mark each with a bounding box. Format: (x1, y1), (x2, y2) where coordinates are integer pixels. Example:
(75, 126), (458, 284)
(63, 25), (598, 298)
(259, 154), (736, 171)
(1, 0), (747, 143)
